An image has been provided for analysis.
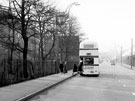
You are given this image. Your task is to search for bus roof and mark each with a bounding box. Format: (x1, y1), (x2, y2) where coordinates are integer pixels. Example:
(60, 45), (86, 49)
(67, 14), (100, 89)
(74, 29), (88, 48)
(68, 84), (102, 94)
(80, 41), (98, 49)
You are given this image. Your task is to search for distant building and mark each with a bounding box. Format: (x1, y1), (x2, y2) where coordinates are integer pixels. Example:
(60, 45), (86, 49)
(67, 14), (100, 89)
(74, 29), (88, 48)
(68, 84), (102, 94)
(58, 36), (79, 62)
(41, 35), (79, 63)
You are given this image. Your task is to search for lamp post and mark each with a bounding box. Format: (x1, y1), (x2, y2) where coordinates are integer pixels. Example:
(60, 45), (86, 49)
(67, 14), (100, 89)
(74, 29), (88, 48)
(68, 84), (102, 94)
(56, 2), (80, 62)
(64, 2), (80, 62)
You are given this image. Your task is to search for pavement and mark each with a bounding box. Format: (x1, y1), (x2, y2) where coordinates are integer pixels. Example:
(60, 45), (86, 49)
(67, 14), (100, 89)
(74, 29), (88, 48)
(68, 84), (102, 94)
(0, 70), (77, 101)
(121, 63), (135, 70)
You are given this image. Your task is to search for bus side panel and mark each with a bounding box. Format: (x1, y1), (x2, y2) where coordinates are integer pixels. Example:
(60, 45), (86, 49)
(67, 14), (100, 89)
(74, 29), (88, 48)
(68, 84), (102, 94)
(94, 58), (99, 64)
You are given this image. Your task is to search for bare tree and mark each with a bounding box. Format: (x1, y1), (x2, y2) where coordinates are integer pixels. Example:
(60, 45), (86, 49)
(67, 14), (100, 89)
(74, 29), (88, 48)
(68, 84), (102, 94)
(32, 1), (57, 75)
(8, 0), (44, 78)
(0, 0), (83, 81)
(0, 5), (20, 73)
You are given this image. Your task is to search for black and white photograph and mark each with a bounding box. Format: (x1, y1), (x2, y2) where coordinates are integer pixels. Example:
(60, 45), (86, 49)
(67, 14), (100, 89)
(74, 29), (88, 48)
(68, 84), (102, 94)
(0, 0), (135, 101)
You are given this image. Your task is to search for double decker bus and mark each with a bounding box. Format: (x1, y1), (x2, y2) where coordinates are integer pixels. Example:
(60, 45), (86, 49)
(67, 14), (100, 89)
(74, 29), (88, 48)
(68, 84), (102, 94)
(79, 41), (100, 76)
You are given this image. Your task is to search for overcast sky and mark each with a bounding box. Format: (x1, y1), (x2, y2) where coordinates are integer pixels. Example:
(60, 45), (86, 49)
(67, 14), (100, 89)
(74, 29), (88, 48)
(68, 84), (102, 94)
(1, 0), (135, 55)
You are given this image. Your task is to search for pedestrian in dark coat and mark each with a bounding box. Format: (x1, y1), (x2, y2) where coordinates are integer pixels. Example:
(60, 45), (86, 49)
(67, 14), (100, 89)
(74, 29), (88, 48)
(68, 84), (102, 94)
(72, 64), (78, 75)
(78, 61), (83, 73)
(63, 61), (67, 74)
(73, 64), (78, 72)
(59, 62), (63, 73)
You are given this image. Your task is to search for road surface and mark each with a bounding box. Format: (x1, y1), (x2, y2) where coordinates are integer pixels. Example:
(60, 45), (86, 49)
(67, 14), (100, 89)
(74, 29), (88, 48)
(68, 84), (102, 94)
(28, 61), (135, 101)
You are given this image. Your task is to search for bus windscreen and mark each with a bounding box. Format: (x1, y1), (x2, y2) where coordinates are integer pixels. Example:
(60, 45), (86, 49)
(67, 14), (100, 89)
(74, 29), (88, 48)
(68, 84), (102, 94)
(84, 58), (94, 65)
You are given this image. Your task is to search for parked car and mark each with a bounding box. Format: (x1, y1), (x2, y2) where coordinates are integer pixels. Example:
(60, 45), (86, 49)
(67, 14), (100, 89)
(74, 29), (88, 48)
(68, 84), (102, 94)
(111, 61), (115, 65)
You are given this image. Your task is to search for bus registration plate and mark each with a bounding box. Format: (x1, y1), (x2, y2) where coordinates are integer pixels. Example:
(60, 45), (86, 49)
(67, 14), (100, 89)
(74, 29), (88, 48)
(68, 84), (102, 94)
(90, 71), (94, 73)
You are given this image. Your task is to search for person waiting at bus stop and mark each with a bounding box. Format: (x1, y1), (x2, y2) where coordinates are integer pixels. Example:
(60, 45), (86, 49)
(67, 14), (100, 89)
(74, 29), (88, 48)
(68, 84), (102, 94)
(59, 61), (63, 74)
(63, 61), (67, 74)
(78, 58), (83, 74)
(72, 63), (78, 75)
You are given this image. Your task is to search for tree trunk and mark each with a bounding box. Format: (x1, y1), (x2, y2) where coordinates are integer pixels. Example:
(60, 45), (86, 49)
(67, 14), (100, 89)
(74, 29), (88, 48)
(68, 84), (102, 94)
(41, 36), (44, 75)
(23, 38), (28, 78)
(21, 0), (28, 78)
(9, 47), (13, 73)
(9, 25), (15, 74)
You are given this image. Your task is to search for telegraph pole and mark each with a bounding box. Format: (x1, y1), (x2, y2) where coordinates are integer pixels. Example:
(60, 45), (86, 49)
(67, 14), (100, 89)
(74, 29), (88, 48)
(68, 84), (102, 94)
(121, 46), (122, 66)
(131, 38), (133, 69)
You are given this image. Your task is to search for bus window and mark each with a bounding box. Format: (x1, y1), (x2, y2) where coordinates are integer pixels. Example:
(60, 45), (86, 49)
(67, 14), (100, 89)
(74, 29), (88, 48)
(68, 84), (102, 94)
(84, 58), (94, 65)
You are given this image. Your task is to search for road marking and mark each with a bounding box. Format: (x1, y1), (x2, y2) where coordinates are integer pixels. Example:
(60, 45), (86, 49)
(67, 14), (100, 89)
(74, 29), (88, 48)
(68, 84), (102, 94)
(123, 85), (126, 87)
(132, 92), (135, 96)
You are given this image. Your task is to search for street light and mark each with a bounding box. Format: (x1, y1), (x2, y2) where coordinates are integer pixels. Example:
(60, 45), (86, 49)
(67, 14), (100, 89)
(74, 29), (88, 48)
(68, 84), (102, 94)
(65, 2), (80, 15)
(56, 2), (80, 26)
